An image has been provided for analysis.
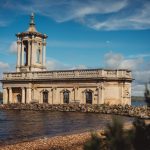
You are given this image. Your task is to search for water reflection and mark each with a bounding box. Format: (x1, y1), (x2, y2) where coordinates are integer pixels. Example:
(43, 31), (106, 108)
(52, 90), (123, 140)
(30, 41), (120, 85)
(0, 110), (133, 145)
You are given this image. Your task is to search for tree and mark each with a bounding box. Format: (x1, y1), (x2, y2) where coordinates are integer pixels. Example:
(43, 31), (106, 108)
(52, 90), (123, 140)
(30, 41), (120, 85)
(131, 119), (150, 150)
(84, 132), (103, 150)
(105, 117), (131, 150)
(144, 83), (150, 107)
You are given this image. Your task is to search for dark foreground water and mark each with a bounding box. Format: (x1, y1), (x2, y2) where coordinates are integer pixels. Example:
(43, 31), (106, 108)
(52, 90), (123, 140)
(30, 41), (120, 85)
(0, 110), (134, 145)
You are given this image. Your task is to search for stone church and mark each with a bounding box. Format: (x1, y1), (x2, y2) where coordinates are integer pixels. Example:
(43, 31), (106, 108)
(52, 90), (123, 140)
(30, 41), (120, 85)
(1, 14), (132, 105)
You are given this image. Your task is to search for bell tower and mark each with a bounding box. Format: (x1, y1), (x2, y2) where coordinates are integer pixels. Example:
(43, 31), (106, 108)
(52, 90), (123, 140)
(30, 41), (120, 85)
(16, 13), (48, 72)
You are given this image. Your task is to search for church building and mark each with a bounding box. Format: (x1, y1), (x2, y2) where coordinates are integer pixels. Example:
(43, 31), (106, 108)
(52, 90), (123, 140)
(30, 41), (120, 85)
(1, 14), (132, 105)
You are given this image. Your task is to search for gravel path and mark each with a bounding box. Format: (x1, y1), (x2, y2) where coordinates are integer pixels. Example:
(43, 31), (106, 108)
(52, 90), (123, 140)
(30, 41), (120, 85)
(0, 131), (104, 150)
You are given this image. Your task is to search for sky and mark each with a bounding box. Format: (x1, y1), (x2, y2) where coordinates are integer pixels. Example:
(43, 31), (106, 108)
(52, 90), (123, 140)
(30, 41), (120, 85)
(0, 0), (150, 96)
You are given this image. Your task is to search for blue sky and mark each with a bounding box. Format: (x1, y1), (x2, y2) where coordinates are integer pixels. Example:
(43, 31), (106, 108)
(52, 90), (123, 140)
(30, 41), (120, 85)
(0, 0), (150, 96)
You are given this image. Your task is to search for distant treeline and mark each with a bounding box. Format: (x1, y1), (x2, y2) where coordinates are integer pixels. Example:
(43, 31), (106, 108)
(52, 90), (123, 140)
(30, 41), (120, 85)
(0, 92), (3, 99)
(132, 96), (145, 101)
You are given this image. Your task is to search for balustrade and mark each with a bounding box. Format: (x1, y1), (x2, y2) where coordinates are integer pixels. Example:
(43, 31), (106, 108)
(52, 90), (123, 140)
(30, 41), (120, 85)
(2, 69), (132, 80)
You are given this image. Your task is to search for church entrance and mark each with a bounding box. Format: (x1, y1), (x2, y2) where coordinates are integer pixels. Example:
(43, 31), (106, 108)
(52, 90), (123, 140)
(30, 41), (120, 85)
(86, 91), (92, 104)
(43, 91), (48, 103)
(63, 91), (69, 104)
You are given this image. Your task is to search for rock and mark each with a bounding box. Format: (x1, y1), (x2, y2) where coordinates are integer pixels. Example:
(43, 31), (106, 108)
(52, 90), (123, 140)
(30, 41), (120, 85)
(0, 103), (150, 119)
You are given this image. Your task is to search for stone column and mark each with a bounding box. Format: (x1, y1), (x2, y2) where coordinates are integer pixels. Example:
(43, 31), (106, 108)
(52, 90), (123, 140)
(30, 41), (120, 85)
(82, 92), (85, 104)
(121, 83), (124, 104)
(75, 88), (78, 100)
(43, 39), (46, 67)
(17, 39), (21, 72)
(60, 92), (63, 104)
(97, 87), (101, 104)
(8, 88), (12, 103)
(22, 87), (25, 103)
(3, 88), (8, 104)
(28, 41), (31, 66)
(40, 48), (42, 64)
(21, 43), (24, 66)
(99, 83), (104, 104)
(31, 36), (35, 66)
(26, 88), (32, 103)
(48, 89), (53, 104)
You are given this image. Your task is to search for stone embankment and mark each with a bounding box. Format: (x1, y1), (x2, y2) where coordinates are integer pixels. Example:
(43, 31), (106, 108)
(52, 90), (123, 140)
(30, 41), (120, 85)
(0, 103), (149, 119)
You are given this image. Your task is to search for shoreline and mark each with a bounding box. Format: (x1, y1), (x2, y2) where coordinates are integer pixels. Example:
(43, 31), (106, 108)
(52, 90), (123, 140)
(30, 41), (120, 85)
(0, 103), (150, 119)
(0, 122), (136, 150)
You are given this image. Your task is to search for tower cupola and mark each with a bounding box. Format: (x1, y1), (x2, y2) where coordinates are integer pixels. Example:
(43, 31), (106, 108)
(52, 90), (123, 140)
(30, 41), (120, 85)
(16, 13), (48, 72)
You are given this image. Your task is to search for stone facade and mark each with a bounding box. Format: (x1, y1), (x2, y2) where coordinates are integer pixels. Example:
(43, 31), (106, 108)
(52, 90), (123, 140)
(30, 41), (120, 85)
(1, 14), (132, 105)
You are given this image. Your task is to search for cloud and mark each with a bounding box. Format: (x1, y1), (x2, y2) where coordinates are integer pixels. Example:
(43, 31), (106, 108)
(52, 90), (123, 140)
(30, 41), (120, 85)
(46, 58), (70, 70)
(104, 51), (143, 70)
(71, 65), (87, 70)
(1, 0), (150, 30)
(46, 58), (87, 71)
(0, 61), (9, 69)
(9, 41), (17, 53)
(104, 51), (150, 96)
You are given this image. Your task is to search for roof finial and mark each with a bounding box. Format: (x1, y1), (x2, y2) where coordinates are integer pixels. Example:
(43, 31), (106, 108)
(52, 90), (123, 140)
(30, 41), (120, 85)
(30, 12), (35, 25)
(28, 12), (37, 32)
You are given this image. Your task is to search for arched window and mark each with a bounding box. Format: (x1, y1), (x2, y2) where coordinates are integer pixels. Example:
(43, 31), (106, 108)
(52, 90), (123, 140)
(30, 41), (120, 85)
(86, 91), (92, 104)
(23, 41), (28, 66)
(43, 91), (48, 103)
(17, 94), (22, 103)
(63, 91), (69, 104)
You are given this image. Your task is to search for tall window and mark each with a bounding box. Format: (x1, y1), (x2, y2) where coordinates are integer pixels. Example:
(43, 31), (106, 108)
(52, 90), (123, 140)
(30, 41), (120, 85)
(63, 91), (69, 104)
(86, 91), (92, 104)
(36, 49), (40, 63)
(23, 41), (28, 66)
(43, 91), (48, 103)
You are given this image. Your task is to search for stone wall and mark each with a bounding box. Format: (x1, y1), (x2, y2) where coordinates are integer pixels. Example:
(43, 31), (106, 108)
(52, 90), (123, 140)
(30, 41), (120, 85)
(0, 104), (149, 119)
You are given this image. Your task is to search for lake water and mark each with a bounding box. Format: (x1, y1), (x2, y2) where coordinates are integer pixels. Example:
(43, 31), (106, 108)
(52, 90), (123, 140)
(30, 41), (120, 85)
(0, 99), (146, 145)
(0, 110), (133, 146)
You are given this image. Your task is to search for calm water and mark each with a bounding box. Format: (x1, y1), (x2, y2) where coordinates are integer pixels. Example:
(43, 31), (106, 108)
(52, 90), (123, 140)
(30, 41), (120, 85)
(0, 100), (145, 145)
(0, 110), (133, 145)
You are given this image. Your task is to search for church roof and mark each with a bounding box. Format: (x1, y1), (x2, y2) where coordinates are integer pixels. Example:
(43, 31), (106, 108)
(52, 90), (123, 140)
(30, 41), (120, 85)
(16, 13), (48, 39)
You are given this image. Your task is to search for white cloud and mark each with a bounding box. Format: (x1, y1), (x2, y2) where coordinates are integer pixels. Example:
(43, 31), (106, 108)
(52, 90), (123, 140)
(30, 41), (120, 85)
(0, 61), (9, 69)
(104, 51), (143, 70)
(9, 41), (17, 53)
(46, 59), (70, 70)
(104, 52), (123, 69)
(46, 58), (87, 71)
(2, 0), (150, 30)
(104, 51), (150, 96)
(71, 65), (87, 70)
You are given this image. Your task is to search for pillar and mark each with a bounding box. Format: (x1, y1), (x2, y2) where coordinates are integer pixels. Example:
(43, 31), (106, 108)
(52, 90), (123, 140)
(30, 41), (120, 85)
(28, 41), (31, 66)
(99, 83), (104, 104)
(3, 88), (8, 104)
(49, 90), (53, 104)
(40, 47), (42, 64)
(97, 87), (101, 104)
(43, 39), (46, 66)
(60, 92), (63, 104)
(21, 43), (24, 66)
(82, 92), (85, 104)
(74, 88), (78, 100)
(26, 88), (32, 103)
(8, 88), (12, 103)
(17, 39), (21, 72)
(22, 88), (25, 103)
(31, 36), (35, 65)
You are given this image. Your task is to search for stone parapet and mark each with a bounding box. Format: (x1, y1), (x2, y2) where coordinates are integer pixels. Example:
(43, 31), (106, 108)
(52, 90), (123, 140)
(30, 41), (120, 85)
(2, 69), (132, 81)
